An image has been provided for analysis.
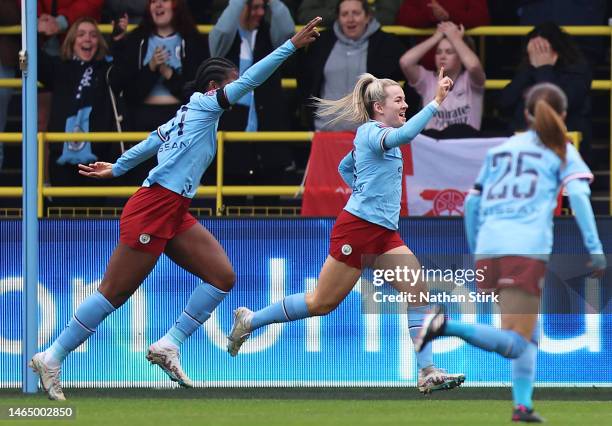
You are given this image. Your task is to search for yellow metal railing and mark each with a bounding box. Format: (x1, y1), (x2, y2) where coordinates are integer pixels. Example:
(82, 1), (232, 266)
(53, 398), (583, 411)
(0, 131), (311, 217)
(0, 78), (610, 90)
(0, 24), (610, 36)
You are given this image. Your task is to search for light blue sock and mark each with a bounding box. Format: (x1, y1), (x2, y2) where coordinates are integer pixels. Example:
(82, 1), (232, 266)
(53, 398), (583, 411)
(444, 320), (528, 358)
(164, 283), (228, 347)
(512, 321), (540, 409)
(408, 305), (433, 370)
(48, 291), (116, 364)
(250, 293), (311, 331)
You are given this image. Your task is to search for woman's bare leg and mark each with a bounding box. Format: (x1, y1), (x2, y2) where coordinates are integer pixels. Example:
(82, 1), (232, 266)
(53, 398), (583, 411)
(31, 243), (159, 400)
(149, 223), (236, 387)
(98, 243), (160, 307)
(376, 245), (465, 392)
(227, 256), (361, 356)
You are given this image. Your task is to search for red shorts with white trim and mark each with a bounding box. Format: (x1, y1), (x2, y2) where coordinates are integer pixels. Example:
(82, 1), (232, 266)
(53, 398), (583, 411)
(119, 184), (198, 255)
(329, 210), (405, 270)
(475, 256), (546, 297)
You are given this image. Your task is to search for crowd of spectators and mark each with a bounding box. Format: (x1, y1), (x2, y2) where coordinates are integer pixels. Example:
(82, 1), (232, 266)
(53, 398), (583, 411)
(0, 0), (608, 200)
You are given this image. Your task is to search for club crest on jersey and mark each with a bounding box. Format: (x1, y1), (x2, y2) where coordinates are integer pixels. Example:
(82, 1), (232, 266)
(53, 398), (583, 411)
(341, 244), (352, 255)
(139, 234), (151, 245)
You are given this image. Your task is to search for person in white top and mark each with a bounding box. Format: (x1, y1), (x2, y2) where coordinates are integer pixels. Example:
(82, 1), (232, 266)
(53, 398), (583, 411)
(400, 21), (486, 133)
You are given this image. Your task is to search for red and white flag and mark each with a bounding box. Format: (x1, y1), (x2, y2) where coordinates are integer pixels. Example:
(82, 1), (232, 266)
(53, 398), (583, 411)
(404, 135), (507, 216)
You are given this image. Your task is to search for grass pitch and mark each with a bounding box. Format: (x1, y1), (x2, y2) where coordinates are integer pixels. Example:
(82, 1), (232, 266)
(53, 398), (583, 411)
(1, 388), (610, 425)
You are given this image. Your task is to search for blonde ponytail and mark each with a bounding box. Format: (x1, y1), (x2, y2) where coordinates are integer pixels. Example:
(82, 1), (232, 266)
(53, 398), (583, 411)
(525, 83), (568, 162)
(313, 73), (400, 127)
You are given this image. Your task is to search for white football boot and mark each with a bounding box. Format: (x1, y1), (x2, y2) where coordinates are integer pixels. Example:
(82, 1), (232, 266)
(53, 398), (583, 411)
(146, 341), (194, 388)
(227, 307), (254, 357)
(29, 352), (66, 401)
(418, 365), (465, 394)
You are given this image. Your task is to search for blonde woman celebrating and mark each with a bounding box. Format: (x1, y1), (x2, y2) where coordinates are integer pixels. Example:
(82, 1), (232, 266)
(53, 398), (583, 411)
(228, 68), (465, 393)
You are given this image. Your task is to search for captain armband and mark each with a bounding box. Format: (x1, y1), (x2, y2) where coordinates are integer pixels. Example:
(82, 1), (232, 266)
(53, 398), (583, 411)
(216, 89), (231, 110)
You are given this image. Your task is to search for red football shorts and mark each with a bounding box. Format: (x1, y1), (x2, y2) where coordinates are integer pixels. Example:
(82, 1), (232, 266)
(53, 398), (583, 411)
(119, 184), (198, 255)
(329, 210), (405, 270)
(476, 256), (547, 297)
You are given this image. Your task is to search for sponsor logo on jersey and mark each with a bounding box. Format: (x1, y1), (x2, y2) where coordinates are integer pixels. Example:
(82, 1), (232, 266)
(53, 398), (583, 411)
(139, 234), (151, 245)
(341, 244), (352, 255)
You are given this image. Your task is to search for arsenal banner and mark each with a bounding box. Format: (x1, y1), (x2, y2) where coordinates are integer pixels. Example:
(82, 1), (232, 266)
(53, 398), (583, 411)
(404, 135), (506, 216)
(301, 132), (506, 217)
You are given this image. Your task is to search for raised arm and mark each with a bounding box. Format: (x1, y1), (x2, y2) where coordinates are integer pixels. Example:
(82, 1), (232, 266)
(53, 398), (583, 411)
(383, 69), (453, 149)
(399, 30), (444, 85)
(437, 22), (485, 87)
(223, 17), (321, 105)
(208, 0), (244, 58)
(269, 0), (296, 48)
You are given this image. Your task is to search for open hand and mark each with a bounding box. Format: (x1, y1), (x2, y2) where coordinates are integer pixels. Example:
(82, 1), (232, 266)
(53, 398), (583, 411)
(290, 17), (322, 49)
(78, 162), (114, 179)
(434, 67), (453, 104)
(527, 36), (558, 67)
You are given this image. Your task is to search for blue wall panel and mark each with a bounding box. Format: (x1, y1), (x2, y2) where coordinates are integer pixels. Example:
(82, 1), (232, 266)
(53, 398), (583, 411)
(0, 218), (610, 387)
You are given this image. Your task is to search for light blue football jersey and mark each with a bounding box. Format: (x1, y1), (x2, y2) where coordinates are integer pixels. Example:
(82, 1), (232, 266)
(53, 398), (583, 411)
(474, 130), (593, 256)
(340, 101), (438, 230)
(111, 40), (297, 198)
(117, 92), (223, 197)
(344, 121), (404, 230)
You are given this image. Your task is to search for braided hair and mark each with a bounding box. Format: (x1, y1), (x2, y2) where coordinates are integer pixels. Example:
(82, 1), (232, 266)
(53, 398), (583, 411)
(184, 57), (237, 96)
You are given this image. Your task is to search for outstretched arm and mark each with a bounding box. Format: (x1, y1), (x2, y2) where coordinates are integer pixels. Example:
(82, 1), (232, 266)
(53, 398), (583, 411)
(566, 179), (606, 273)
(383, 101), (439, 149)
(79, 131), (165, 179)
(223, 17), (321, 105)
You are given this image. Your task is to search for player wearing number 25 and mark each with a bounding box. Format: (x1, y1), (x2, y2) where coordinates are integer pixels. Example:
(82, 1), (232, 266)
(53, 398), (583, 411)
(28, 18), (323, 401)
(417, 82), (606, 423)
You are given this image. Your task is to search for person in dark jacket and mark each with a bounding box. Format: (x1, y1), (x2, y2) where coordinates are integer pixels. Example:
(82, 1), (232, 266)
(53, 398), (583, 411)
(208, 0), (295, 187)
(112, 0), (209, 183)
(499, 22), (592, 159)
(297, 0), (408, 131)
(39, 17), (123, 204)
(209, 0), (294, 131)
(114, 0), (209, 131)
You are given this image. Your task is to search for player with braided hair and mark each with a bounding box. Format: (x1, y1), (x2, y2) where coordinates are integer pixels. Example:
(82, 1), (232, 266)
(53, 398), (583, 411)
(29, 17), (322, 401)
